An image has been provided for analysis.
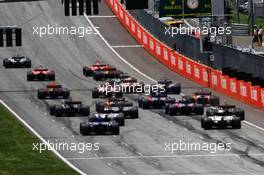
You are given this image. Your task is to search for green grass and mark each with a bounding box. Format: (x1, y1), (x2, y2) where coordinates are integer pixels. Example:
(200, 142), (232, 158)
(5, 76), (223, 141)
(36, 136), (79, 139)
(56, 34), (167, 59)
(232, 12), (264, 28)
(0, 104), (79, 175)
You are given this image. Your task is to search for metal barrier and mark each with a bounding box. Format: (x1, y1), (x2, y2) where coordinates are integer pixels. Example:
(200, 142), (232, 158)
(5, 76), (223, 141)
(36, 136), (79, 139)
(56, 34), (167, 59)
(128, 9), (264, 78)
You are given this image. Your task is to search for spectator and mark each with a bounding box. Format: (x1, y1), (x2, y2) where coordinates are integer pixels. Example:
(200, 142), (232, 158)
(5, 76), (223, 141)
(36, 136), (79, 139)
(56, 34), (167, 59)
(253, 25), (260, 46)
(258, 26), (263, 46)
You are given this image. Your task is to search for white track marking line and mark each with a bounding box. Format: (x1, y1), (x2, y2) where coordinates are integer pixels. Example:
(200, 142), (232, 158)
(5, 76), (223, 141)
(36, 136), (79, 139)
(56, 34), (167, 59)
(84, 13), (264, 133)
(87, 15), (117, 18)
(84, 13), (156, 83)
(0, 100), (87, 175)
(66, 153), (264, 160)
(111, 45), (143, 48)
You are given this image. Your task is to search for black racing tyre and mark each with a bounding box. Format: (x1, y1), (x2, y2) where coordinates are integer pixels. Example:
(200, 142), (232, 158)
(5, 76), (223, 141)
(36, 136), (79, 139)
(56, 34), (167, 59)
(25, 60), (31, 68)
(234, 108), (245, 121)
(115, 91), (123, 98)
(131, 107), (139, 118)
(116, 114), (125, 126)
(27, 72), (33, 81)
(81, 106), (90, 116)
(92, 89), (99, 98)
(54, 107), (63, 117)
(48, 72), (55, 81)
(49, 105), (56, 115)
(37, 90), (45, 99)
(80, 124), (89, 135)
(3, 60), (11, 68)
(168, 106), (176, 116)
(95, 102), (104, 112)
(201, 119), (205, 128)
(232, 118), (241, 129)
(203, 118), (213, 130)
(111, 124), (120, 135)
(63, 90), (70, 99)
(165, 104), (170, 114)
(83, 67), (92, 76)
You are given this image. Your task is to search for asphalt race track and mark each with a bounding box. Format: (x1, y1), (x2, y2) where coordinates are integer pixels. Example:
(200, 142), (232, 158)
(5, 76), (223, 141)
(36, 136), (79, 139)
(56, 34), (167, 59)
(0, 0), (264, 174)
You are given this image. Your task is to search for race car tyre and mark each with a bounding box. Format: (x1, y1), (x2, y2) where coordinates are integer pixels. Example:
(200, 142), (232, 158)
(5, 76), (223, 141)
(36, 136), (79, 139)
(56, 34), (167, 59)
(93, 73), (102, 81)
(168, 83), (181, 94)
(168, 106), (177, 116)
(211, 96), (220, 106)
(234, 108), (245, 121)
(111, 124), (120, 135)
(95, 102), (104, 112)
(81, 106), (90, 116)
(63, 90), (70, 99)
(3, 60), (11, 68)
(54, 106), (63, 117)
(232, 118), (241, 129)
(142, 100), (149, 109)
(37, 90), (45, 99)
(27, 72), (33, 81)
(131, 107), (139, 118)
(25, 60), (31, 68)
(80, 124), (89, 135)
(203, 118), (213, 130)
(92, 90), (99, 98)
(116, 114), (125, 126)
(49, 105), (56, 115)
(201, 119), (204, 128)
(83, 67), (92, 76)
(48, 72), (55, 81)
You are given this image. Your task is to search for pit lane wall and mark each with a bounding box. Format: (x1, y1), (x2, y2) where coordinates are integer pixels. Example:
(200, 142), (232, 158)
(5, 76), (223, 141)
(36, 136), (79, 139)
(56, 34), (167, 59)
(106, 0), (264, 110)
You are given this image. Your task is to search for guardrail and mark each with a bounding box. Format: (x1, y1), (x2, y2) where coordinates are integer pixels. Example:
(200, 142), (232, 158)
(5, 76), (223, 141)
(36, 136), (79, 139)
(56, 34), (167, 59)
(106, 0), (264, 110)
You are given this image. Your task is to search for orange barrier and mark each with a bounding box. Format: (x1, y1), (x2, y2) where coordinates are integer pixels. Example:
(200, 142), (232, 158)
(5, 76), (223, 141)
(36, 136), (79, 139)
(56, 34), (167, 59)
(106, 0), (264, 110)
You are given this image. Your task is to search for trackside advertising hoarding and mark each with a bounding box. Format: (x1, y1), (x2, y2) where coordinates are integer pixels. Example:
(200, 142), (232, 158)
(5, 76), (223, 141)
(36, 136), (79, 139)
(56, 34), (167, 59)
(159, 0), (212, 18)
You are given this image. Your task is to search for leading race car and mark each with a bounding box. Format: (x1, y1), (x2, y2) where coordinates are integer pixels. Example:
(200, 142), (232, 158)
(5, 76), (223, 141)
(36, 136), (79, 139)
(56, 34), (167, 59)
(37, 82), (70, 99)
(201, 105), (245, 129)
(49, 100), (90, 117)
(3, 55), (31, 68)
(80, 114), (120, 135)
(83, 61), (116, 76)
(95, 97), (133, 112)
(165, 96), (204, 116)
(152, 79), (181, 94)
(192, 89), (220, 106)
(27, 66), (55, 81)
(138, 92), (175, 109)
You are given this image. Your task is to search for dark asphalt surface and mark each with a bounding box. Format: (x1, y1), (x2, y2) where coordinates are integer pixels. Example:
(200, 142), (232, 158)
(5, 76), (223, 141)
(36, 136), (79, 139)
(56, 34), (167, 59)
(0, 0), (264, 175)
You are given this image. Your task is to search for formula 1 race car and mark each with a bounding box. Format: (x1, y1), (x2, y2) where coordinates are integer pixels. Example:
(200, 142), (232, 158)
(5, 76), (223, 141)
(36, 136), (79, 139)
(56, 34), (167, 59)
(80, 114), (120, 135)
(37, 82), (70, 99)
(201, 105), (245, 129)
(97, 104), (139, 119)
(49, 100), (90, 117)
(192, 89), (220, 106)
(92, 69), (123, 81)
(83, 61), (116, 76)
(138, 92), (175, 109)
(95, 97), (133, 112)
(92, 82), (123, 98)
(165, 96), (204, 116)
(109, 77), (145, 94)
(27, 66), (55, 81)
(153, 79), (181, 94)
(3, 55), (31, 68)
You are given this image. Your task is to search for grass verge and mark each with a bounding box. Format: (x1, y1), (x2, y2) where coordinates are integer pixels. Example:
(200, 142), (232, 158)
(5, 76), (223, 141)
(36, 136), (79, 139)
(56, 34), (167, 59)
(0, 104), (79, 175)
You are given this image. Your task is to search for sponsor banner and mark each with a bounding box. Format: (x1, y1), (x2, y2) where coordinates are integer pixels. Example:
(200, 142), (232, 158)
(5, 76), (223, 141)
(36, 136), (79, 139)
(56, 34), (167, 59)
(250, 85), (261, 107)
(220, 75), (229, 94)
(239, 81), (250, 103)
(229, 78), (238, 98)
(210, 69), (220, 91)
(261, 88), (264, 108)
